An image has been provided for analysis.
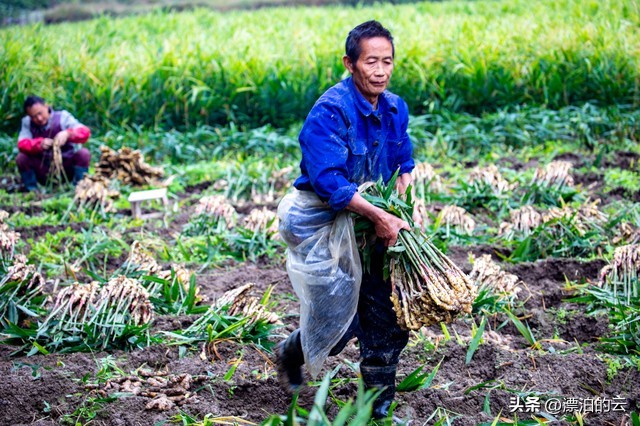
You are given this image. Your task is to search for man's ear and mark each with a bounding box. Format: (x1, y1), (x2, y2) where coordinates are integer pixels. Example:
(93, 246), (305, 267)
(343, 55), (354, 74)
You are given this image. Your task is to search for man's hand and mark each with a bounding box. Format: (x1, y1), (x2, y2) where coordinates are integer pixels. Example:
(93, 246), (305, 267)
(395, 173), (413, 197)
(40, 138), (54, 150)
(53, 130), (69, 147)
(374, 211), (411, 247)
(347, 192), (410, 247)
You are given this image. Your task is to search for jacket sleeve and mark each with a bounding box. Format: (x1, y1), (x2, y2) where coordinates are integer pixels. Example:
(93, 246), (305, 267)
(394, 100), (415, 176)
(60, 110), (90, 144)
(67, 126), (91, 144)
(17, 117), (43, 155)
(299, 102), (357, 211)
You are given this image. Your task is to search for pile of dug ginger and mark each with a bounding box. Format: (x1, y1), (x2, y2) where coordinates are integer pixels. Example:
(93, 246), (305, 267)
(359, 177), (477, 330)
(74, 146), (165, 212)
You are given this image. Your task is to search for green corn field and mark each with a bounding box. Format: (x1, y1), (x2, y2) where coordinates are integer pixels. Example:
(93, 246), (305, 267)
(1, 0), (639, 133)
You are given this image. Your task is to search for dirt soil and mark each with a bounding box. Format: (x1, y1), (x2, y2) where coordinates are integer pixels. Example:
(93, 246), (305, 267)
(1, 149), (639, 424)
(1, 252), (638, 426)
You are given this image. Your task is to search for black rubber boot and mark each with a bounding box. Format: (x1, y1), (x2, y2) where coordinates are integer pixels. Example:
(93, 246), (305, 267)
(361, 364), (402, 421)
(72, 166), (89, 185)
(20, 170), (39, 192)
(275, 329), (304, 393)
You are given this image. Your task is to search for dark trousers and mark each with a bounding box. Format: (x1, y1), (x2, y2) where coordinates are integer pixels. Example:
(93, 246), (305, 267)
(16, 148), (91, 185)
(300, 243), (410, 368)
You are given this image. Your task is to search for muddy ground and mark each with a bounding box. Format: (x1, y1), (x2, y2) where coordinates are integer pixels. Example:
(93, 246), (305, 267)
(1, 251), (638, 426)
(1, 149), (639, 425)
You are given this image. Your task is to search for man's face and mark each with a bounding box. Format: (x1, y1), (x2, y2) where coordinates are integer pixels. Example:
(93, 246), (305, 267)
(26, 103), (50, 127)
(344, 37), (394, 106)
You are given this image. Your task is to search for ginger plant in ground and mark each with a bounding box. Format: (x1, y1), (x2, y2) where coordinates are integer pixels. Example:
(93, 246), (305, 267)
(599, 244), (640, 304)
(0, 210), (20, 261)
(499, 205), (542, 238)
(436, 205), (476, 237)
(230, 207), (285, 262)
(183, 195), (237, 236)
(469, 165), (513, 195)
(522, 160), (581, 205)
(0, 211), (46, 328)
(166, 283), (279, 354)
(532, 160), (574, 188)
(121, 241), (206, 315)
(469, 254), (524, 315)
(0, 254), (46, 328)
(35, 276), (154, 352)
(502, 199), (608, 261)
(242, 207), (279, 238)
(411, 161), (443, 201)
(575, 244), (640, 355)
(71, 175), (121, 215)
(453, 164), (514, 213)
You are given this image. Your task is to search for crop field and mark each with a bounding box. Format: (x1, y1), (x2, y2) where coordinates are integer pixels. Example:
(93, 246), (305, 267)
(1, 0), (640, 132)
(1, 0), (640, 425)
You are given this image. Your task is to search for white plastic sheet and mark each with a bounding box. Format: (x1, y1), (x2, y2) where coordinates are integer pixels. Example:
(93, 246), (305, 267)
(277, 189), (362, 378)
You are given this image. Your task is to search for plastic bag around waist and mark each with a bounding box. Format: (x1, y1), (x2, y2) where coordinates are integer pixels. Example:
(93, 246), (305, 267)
(277, 189), (362, 378)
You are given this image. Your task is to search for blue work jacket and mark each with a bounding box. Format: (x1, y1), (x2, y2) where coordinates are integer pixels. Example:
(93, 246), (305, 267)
(293, 76), (415, 211)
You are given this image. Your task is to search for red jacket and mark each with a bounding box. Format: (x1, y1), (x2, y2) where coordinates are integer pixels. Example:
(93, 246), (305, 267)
(18, 127), (91, 155)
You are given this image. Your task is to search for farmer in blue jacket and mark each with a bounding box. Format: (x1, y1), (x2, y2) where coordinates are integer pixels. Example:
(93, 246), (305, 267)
(276, 20), (416, 421)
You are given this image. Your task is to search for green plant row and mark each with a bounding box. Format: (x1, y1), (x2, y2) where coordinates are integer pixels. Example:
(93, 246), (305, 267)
(1, 102), (638, 171)
(1, 0), (639, 132)
(409, 103), (640, 155)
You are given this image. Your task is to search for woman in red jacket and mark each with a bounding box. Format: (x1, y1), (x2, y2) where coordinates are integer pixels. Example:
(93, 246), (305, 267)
(16, 95), (91, 192)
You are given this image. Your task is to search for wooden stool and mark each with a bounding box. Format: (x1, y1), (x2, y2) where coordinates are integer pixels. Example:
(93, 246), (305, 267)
(128, 188), (169, 219)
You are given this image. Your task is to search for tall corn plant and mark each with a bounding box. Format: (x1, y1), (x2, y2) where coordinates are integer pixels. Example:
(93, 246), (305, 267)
(2, 0), (640, 133)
